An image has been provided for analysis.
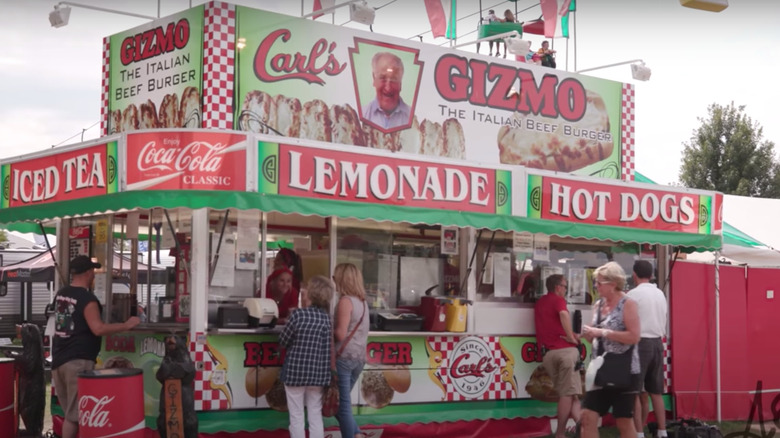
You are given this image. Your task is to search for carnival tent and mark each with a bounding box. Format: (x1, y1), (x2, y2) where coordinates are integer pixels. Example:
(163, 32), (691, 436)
(0, 247), (167, 284)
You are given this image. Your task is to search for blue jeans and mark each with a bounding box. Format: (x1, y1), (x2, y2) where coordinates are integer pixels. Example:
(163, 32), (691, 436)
(336, 357), (364, 437)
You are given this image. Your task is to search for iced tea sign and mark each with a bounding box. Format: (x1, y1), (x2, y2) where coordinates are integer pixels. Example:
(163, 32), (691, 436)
(0, 142), (119, 208)
(526, 173), (721, 234)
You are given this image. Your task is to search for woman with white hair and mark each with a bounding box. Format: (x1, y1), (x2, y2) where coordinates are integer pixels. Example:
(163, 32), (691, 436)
(581, 262), (641, 438)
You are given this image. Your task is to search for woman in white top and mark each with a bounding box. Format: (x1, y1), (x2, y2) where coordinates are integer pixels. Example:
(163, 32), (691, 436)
(332, 263), (370, 438)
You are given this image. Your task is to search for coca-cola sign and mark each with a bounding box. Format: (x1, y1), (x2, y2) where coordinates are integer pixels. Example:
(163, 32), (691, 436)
(79, 395), (114, 428)
(78, 370), (145, 438)
(126, 131), (247, 191)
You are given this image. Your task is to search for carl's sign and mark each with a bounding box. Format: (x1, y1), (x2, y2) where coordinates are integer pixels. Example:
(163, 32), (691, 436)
(1, 143), (118, 208)
(527, 174), (720, 234)
(258, 142), (511, 215)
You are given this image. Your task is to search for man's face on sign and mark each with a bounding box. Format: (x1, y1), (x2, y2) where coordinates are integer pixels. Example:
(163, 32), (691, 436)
(373, 55), (403, 114)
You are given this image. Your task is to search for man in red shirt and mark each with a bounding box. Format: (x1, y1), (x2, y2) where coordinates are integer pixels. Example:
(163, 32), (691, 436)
(534, 274), (581, 438)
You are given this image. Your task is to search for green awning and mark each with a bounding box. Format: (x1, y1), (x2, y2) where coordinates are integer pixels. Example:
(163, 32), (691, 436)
(0, 190), (722, 250)
(635, 171), (759, 249)
(722, 222), (766, 248)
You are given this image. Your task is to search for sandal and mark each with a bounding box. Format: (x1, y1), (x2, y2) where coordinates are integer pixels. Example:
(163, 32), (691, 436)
(565, 421), (581, 438)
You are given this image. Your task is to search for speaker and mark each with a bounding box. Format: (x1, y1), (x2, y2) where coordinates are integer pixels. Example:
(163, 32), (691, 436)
(49, 5), (71, 28)
(350, 2), (375, 26)
(631, 63), (652, 81)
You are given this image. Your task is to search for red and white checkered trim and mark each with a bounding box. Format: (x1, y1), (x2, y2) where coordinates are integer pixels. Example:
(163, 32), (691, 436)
(621, 83), (636, 182)
(202, 1), (236, 129)
(192, 333), (232, 411)
(427, 336), (516, 402)
(662, 336), (671, 393)
(100, 36), (111, 137)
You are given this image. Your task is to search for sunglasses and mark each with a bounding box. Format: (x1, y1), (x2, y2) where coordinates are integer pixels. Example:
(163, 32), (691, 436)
(593, 279), (613, 286)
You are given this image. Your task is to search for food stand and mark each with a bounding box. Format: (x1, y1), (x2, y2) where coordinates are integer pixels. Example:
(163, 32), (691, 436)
(0, 3), (723, 437)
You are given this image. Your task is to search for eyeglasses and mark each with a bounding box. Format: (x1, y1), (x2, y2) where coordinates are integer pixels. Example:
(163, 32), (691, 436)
(558, 283), (568, 289)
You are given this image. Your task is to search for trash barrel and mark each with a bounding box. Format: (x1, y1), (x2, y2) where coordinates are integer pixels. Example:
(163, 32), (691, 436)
(0, 358), (16, 438)
(78, 368), (144, 438)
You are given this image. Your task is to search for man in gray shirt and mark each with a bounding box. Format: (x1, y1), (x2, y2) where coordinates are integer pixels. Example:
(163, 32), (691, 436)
(627, 260), (668, 438)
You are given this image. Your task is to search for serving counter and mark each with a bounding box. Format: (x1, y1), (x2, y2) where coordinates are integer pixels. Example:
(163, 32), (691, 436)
(73, 321), (592, 437)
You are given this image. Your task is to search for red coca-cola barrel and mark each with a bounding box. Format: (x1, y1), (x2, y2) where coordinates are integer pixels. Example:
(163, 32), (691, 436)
(78, 368), (144, 438)
(0, 358), (16, 437)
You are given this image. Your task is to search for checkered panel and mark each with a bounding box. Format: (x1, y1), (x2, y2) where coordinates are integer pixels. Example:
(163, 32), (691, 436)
(427, 335), (516, 402)
(202, 1), (236, 129)
(662, 336), (671, 393)
(621, 83), (636, 182)
(100, 37), (110, 137)
(191, 332), (232, 411)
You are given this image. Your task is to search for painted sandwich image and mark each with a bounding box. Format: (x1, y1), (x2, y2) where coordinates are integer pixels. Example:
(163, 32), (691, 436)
(360, 365), (411, 409)
(497, 90), (614, 172)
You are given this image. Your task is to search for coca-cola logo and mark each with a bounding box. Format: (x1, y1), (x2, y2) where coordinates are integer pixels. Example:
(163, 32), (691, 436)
(79, 395), (114, 428)
(448, 337), (497, 398)
(137, 140), (226, 173)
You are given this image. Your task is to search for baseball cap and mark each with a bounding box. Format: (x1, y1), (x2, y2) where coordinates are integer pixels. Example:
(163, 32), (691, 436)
(70, 255), (101, 274)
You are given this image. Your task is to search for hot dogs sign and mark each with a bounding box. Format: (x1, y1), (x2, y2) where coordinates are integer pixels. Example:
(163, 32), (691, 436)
(526, 172), (723, 234)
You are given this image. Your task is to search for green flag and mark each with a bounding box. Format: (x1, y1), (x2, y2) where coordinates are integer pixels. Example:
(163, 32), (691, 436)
(561, 0), (576, 38)
(445, 0), (457, 40)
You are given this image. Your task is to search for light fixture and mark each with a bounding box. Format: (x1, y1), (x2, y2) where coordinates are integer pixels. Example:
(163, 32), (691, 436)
(576, 59), (652, 82)
(505, 38), (531, 57)
(301, 0), (357, 19)
(49, 4), (71, 28)
(350, 1), (375, 26)
(679, 0), (728, 12)
(49, 1), (157, 28)
(630, 62), (652, 81)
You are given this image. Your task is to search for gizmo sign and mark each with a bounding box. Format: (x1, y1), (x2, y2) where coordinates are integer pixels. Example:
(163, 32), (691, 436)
(526, 173), (720, 234)
(0, 143), (119, 208)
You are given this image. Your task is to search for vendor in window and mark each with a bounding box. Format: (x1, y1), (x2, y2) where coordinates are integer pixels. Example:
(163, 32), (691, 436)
(264, 267), (299, 324)
(270, 248), (303, 291)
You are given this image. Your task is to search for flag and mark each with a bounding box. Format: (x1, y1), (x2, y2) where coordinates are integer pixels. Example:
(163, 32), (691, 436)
(445, 0), (457, 40)
(561, 0), (576, 38)
(312, 0), (335, 20)
(540, 0), (558, 38)
(424, 0), (447, 38)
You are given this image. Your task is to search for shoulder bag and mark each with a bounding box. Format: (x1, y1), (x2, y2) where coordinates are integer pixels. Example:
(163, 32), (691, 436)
(592, 298), (634, 390)
(323, 299), (366, 417)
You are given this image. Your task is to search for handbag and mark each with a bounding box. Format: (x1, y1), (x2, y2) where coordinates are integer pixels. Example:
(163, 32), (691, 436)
(321, 379), (340, 417)
(590, 298), (634, 390)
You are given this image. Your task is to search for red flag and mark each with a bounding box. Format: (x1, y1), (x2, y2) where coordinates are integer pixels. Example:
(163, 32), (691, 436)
(424, 0), (447, 38)
(540, 0), (558, 38)
(313, 0), (335, 20)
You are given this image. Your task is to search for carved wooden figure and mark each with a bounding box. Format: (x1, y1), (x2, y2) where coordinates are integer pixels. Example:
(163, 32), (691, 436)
(156, 335), (198, 438)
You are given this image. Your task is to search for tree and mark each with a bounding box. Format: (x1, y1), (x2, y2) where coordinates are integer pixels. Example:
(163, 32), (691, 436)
(679, 102), (780, 198)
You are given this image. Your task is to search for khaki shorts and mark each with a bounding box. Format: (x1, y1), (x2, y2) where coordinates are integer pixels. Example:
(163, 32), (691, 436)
(542, 347), (582, 397)
(52, 359), (95, 423)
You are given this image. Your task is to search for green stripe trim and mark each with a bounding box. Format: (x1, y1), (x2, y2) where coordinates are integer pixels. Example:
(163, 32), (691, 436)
(0, 190), (721, 249)
(54, 393), (674, 433)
